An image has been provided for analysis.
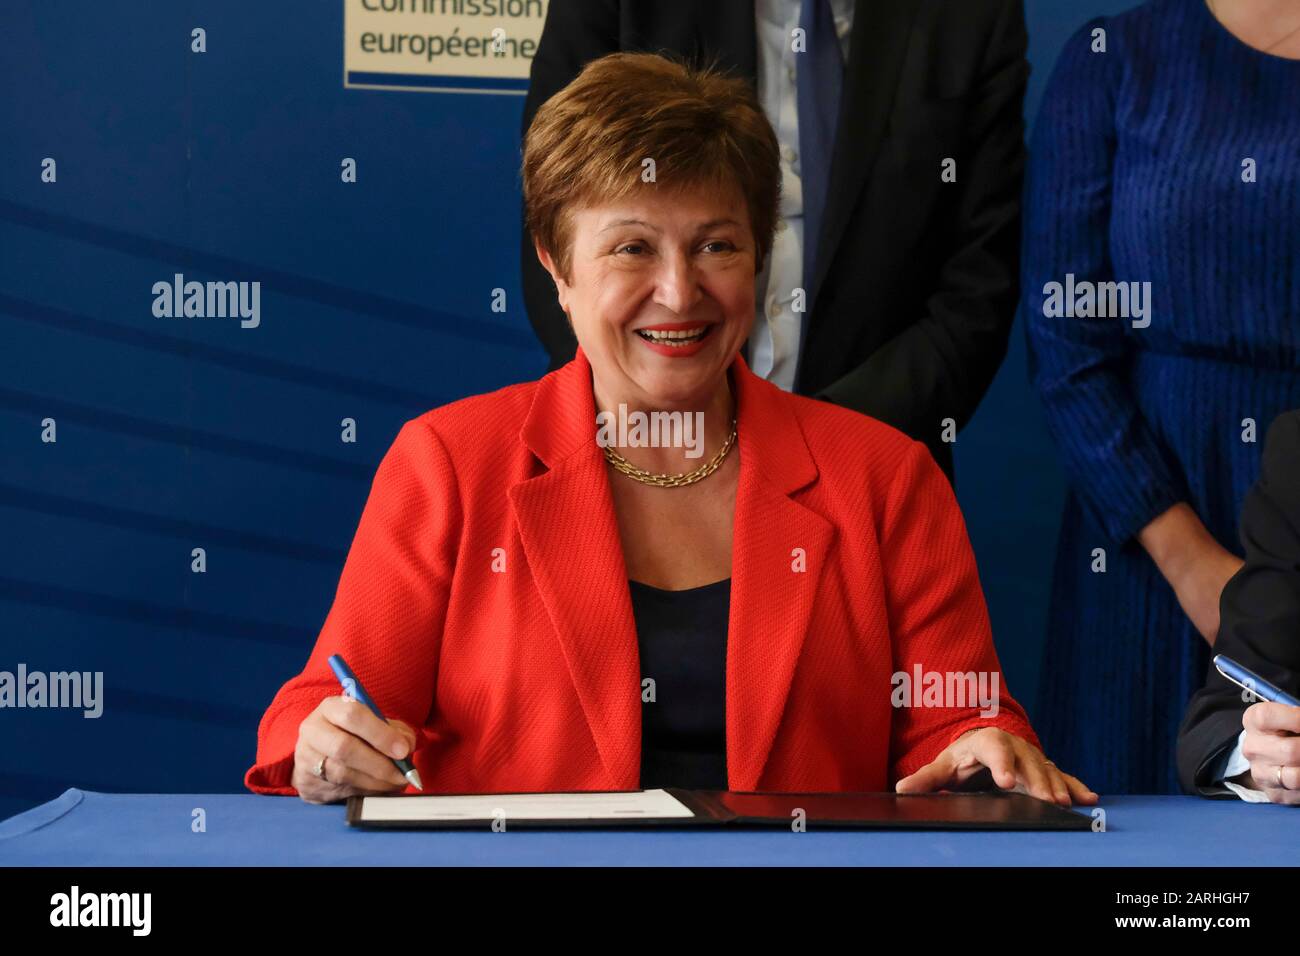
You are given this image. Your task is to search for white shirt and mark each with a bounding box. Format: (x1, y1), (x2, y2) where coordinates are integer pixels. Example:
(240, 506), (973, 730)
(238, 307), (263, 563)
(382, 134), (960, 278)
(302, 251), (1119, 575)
(750, 0), (855, 391)
(1212, 729), (1271, 803)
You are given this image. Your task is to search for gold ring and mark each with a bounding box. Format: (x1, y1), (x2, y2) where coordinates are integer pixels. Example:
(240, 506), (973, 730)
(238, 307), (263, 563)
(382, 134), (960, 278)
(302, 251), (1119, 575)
(314, 756), (327, 780)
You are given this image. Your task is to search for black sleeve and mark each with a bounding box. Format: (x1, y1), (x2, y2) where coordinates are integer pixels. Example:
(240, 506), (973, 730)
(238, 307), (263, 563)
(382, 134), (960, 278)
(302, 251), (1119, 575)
(1176, 409), (1300, 796)
(813, 0), (1027, 458)
(520, 0), (622, 371)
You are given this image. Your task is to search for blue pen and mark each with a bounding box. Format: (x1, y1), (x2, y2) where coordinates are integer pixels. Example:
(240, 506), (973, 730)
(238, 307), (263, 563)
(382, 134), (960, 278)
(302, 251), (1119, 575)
(327, 654), (424, 791)
(1213, 654), (1300, 707)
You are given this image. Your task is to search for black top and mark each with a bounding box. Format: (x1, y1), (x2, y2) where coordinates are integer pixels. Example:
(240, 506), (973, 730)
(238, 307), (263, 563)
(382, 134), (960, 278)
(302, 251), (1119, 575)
(627, 577), (730, 791)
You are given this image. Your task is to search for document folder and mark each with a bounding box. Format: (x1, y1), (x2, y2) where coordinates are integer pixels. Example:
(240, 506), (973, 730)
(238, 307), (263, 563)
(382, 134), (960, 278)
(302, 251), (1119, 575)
(346, 788), (1094, 830)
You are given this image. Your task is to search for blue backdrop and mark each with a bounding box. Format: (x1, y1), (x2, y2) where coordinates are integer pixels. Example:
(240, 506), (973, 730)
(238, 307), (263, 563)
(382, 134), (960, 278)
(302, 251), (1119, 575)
(0, 0), (1140, 821)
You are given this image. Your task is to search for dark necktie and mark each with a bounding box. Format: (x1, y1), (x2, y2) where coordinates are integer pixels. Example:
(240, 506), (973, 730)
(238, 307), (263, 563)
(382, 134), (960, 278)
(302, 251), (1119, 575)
(795, 0), (844, 308)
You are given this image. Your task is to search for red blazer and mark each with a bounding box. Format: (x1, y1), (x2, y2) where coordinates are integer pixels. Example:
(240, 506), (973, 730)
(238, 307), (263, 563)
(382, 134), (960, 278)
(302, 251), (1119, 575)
(246, 347), (1039, 795)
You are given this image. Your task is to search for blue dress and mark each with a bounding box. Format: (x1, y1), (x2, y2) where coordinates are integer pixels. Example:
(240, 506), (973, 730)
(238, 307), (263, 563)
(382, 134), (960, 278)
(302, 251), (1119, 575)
(1024, 0), (1300, 794)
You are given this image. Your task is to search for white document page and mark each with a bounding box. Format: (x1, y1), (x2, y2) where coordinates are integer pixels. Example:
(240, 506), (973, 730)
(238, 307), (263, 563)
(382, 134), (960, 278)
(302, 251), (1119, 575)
(358, 788), (697, 822)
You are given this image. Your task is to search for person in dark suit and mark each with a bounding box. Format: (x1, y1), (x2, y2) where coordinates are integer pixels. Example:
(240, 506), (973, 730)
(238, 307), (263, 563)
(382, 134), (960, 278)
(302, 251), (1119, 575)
(1177, 410), (1300, 806)
(520, 0), (1029, 481)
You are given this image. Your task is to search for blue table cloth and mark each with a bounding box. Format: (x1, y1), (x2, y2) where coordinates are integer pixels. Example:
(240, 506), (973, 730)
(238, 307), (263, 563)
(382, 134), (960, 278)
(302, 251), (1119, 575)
(0, 789), (1293, 866)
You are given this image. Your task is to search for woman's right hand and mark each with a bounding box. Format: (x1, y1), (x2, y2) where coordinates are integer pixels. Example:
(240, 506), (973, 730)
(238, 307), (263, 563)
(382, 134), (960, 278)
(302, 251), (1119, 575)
(292, 694), (418, 804)
(1234, 702), (1300, 805)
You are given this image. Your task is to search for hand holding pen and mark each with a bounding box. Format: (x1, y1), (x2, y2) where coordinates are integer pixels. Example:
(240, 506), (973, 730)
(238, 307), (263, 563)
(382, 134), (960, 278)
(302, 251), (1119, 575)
(1213, 655), (1300, 803)
(291, 654), (424, 804)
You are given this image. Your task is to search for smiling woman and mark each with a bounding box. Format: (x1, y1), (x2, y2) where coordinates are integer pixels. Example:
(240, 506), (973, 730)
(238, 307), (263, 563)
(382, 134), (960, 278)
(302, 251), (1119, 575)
(522, 52), (780, 285)
(523, 53), (779, 453)
(245, 51), (1095, 807)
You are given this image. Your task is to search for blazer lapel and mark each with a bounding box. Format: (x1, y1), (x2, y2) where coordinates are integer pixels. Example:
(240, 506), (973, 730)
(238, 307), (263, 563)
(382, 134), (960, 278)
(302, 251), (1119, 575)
(726, 353), (835, 790)
(809, 0), (919, 309)
(509, 350), (642, 789)
(508, 348), (835, 793)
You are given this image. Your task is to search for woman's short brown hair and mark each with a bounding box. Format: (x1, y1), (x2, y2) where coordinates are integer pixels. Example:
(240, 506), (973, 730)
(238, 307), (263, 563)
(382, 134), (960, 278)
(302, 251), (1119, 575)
(522, 51), (781, 283)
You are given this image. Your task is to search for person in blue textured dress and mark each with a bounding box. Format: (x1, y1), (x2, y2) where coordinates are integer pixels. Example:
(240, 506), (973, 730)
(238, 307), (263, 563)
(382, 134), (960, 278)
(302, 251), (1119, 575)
(1024, 0), (1300, 794)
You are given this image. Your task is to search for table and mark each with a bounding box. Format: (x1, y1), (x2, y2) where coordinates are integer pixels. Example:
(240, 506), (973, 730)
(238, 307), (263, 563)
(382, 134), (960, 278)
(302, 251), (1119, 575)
(1, 788), (1294, 865)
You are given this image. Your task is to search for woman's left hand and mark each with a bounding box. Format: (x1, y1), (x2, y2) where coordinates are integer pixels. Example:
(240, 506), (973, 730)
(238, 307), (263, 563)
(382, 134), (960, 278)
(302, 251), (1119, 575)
(1166, 545), (1245, 647)
(895, 727), (1099, 807)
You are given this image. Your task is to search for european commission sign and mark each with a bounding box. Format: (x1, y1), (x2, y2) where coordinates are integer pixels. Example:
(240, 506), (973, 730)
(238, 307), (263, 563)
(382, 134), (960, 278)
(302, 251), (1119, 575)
(344, 0), (548, 94)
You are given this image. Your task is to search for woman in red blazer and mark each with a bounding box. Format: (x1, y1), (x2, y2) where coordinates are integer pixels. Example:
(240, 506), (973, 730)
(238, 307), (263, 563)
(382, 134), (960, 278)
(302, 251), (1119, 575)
(246, 52), (1096, 807)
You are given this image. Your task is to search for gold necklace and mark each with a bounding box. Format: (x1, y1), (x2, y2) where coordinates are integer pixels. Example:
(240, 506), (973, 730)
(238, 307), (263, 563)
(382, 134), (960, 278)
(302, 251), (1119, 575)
(602, 419), (738, 487)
